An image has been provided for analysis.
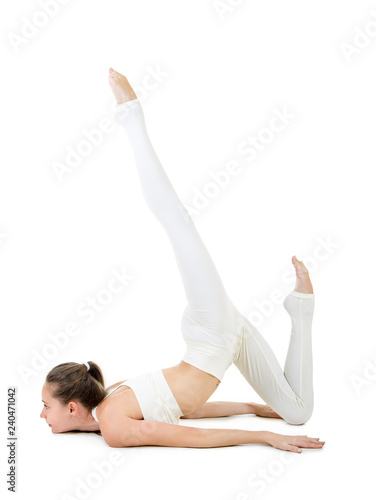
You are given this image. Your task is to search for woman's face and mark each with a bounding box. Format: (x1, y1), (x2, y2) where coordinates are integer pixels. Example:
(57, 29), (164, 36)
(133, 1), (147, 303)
(40, 383), (77, 433)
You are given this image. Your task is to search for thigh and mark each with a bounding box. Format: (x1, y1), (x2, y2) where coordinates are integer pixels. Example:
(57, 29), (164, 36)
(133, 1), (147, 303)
(233, 317), (305, 422)
(181, 298), (242, 349)
(180, 304), (245, 381)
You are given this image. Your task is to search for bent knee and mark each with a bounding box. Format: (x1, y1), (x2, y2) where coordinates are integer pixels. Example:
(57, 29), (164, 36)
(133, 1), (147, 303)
(284, 405), (313, 426)
(285, 416), (310, 426)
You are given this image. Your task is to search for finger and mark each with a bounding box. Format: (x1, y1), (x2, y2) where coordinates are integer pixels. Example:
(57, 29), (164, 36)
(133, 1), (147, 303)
(269, 409), (282, 418)
(306, 437), (325, 444)
(291, 436), (323, 448)
(299, 439), (325, 448)
(291, 446), (302, 453)
(309, 441), (325, 448)
(269, 410), (282, 418)
(278, 442), (302, 453)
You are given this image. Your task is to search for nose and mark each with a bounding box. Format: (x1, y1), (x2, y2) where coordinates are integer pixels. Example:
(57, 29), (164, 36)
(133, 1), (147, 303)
(40, 409), (45, 419)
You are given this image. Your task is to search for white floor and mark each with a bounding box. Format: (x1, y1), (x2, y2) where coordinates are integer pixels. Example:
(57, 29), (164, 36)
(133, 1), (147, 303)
(18, 369), (374, 499)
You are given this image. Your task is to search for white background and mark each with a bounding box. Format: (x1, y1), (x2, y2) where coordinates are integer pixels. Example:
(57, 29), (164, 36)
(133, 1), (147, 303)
(1, 0), (375, 498)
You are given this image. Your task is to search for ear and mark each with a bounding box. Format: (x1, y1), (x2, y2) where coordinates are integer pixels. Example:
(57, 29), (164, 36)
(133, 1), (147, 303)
(68, 401), (79, 415)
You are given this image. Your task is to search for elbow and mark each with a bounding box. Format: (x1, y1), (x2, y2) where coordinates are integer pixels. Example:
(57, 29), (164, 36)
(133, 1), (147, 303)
(102, 433), (125, 448)
(106, 441), (123, 448)
(104, 434), (141, 448)
(104, 435), (138, 448)
(104, 438), (119, 448)
(102, 429), (132, 448)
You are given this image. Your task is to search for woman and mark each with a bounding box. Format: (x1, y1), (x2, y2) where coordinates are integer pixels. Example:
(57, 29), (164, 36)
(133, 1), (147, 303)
(40, 68), (325, 454)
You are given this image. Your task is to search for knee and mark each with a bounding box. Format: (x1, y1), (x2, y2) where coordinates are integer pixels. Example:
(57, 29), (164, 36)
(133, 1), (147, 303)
(285, 416), (309, 426)
(284, 405), (313, 426)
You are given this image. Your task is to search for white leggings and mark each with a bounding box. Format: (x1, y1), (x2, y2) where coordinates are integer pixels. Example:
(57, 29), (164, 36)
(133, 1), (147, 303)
(114, 99), (315, 426)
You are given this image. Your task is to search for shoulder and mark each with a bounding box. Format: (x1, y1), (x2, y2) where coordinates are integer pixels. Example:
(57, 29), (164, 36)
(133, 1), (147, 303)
(105, 380), (127, 392)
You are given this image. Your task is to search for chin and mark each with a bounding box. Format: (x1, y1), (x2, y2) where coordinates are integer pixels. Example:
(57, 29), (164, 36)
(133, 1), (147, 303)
(52, 425), (79, 434)
(50, 426), (65, 434)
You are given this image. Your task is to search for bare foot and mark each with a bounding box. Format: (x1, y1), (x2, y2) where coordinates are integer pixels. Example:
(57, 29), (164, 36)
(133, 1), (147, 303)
(292, 256), (313, 294)
(108, 68), (138, 104)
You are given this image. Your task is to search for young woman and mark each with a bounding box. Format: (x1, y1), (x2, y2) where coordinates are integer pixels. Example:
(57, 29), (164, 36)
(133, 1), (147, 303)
(40, 68), (325, 454)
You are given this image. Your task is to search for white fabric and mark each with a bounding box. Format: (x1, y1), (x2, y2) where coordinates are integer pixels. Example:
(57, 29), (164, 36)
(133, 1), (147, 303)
(91, 369), (184, 425)
(125, 370), (184, 424)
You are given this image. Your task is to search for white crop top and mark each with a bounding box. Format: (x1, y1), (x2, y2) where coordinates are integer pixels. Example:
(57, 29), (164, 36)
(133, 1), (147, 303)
(91, 369), (184, 425)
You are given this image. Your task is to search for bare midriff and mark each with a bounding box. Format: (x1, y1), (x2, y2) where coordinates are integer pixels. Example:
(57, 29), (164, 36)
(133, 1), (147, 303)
(96, 361), (221, 421)
(162, 361), (221, 414)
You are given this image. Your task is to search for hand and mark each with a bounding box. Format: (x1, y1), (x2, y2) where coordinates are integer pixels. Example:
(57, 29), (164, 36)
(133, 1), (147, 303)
(251, 403), (283, 419)
(263, 431), (325, 453)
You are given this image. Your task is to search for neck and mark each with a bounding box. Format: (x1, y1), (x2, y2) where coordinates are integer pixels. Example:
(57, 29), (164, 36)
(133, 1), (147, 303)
(74, 414), (101, 432)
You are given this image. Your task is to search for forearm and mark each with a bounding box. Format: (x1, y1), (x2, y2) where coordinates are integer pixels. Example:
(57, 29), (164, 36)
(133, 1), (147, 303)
(182, 402), (254, 419)
(193, 428), (267, 448)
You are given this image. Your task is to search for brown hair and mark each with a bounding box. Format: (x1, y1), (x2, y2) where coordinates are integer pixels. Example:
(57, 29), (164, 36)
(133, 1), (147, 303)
(45, 361), (108, 414)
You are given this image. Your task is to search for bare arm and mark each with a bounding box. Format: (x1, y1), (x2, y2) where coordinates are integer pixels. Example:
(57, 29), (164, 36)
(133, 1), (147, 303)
(181, 402), (282, 419)
(101, 418), (324, 453)
(103, 418), (266, 448)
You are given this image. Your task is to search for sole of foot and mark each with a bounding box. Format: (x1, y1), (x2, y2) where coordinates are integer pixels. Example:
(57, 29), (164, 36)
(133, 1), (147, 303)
(292, 255), (314, 294)
(108, 67), (138, 104)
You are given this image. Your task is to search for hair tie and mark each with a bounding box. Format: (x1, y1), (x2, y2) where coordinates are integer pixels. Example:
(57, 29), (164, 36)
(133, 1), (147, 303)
(83, 362), (90, 371)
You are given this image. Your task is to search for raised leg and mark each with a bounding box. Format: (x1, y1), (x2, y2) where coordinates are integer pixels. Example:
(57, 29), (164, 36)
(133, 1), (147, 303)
(109, 69), (233, 326)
